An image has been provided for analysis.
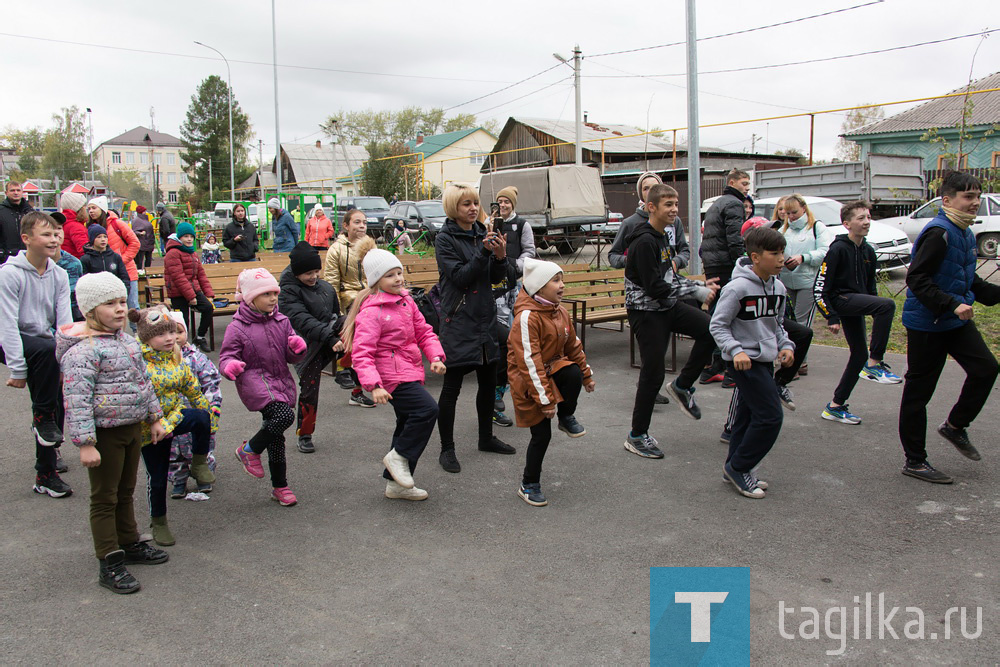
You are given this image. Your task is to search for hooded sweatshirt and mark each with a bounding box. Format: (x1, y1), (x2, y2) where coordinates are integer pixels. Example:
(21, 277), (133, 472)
(0, 251), (71, 378)
(813, 234), (877, 326)
(56, 323), (163, 447)
(609, 207), (689, 271)
(709, 257), (794, 363)
(624, 222), (710, 311)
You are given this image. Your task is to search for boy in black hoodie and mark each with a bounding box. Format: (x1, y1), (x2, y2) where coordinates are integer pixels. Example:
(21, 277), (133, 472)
(814, 201), (900, 426)
(80, 224), (130, 289)
(624, 184), (718, 459)
(278, 242), (344, 453)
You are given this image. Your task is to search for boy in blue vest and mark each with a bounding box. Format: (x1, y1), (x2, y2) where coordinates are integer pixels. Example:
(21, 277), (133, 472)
(898, 171), (1000, 483)
(814, 200), (901, 425)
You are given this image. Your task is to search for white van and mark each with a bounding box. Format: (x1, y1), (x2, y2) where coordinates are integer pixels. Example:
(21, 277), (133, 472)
(213, 202), (260, 228)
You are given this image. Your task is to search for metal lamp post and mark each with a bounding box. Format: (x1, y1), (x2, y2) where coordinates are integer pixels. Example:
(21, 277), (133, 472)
(553, 47), (583, 165)
(194, 41), (235, 198)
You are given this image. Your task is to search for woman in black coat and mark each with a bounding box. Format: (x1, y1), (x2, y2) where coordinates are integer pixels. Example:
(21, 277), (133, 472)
(435, 183), (517, 473)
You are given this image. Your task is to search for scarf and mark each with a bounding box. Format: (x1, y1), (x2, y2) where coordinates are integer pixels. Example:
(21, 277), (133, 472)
(532, 294), (558, 307)
(178, 242), (196, 254)
(943, 206), (975, 230)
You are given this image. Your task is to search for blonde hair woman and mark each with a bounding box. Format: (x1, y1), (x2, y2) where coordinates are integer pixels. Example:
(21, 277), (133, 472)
(778, 194), (833, 339)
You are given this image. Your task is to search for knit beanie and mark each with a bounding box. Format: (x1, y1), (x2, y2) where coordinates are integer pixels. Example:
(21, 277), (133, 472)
(176, 221), (196, 238)
(362, 248), (403, 288)
(76, 272), (128, 315)
(136, 205), (147, 214)
(636, 171), (663, 201)
(236, 267), (280, 304)
(128, 307), (177, 343)
(90, 195), (109, 213)
(497, 186), (518, 209)
(289, 241), (322, 275)
(522, 258), (563, 296)
(61, 191), (86, 212)
(267, 197), (281, 210)
(156, 201), (166, 211)
(88, 224), (108, 244)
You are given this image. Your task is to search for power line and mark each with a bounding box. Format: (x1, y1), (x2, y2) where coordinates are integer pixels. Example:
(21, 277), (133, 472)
(443, 64), (563, 112)
(589, 1), (883, 58)
(585, 29), (1000, 77)
(0, 32), (513, 84)
(470, 77), (573, 117)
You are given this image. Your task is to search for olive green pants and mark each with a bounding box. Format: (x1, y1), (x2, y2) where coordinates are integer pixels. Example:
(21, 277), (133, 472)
(87, 424), (142, 559)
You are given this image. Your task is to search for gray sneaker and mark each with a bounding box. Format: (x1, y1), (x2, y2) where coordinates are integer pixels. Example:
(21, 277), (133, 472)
(776, 383), (795, 411)
(624, 432), (664, 459)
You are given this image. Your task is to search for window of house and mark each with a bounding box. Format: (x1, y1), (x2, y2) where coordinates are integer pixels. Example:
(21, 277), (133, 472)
(125, 152), (135, 165)
(992, 151), (1000, 168)
(937, 154), (968, 169)
(181, 173), (188, 185)
(168, 191), (178, 203)
(140, 152), (148, 165)
(112, 152), (122, 164)
(142, 173), (150, 184)
(469, 151), (486, 165)
(167, 153), (176, 166)
(153, 152), (161, 165)
(167, 172), (176, 185)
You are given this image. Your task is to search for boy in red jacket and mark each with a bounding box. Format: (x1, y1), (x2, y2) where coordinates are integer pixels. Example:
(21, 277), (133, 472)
(164, 222), (214, 352)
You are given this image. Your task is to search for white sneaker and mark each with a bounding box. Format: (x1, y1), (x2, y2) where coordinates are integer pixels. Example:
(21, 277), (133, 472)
(382, 449), (414, 489)
(385, 480), (428, 501)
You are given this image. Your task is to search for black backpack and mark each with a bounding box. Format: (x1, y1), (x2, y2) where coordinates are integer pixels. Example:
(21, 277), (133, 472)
(411, 284), (444, 334)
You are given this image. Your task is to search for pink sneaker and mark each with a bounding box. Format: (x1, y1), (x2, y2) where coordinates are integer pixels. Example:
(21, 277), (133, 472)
(235, 442), (265, 478)
(271, 486), (297, 506)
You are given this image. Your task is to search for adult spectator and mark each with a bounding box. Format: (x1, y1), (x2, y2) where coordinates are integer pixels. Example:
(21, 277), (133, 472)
(222, 203), (259, 262)
(59, 192), (89, 258)
(267, 197), (299, 252)
(0, 180), (33, 263)
(305, 204), (335, 251)
(131, 205), (156, 274)
(156, 202), (176, 255)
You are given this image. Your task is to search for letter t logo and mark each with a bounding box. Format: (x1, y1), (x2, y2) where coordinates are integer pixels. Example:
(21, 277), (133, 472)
(675, 592), (730, 642)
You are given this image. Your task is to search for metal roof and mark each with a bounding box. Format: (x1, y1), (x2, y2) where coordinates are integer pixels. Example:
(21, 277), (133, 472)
(845, 71), (1000, 137)
(99, 126), (182, 148)
(404, 128), (487, 159)
(512, 117), (677, 154)
(281, 143), (369, 184)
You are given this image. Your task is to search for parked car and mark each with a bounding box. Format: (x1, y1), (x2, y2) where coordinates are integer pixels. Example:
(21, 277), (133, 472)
(383, 200), (448, 242)
(752, 195), (912, 272)
(880, 194), (1000, 257)
(335, 196), (391, 229)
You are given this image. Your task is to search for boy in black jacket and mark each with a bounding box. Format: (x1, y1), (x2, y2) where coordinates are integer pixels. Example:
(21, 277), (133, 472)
(279, 242), (345, 453)
(80, 224), (131, 289)
(624, 184), (718, 459)
(814, 201), (901, 426)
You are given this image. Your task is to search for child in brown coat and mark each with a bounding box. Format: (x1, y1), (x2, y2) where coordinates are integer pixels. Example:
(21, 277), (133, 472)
(507, 258), (595, 506)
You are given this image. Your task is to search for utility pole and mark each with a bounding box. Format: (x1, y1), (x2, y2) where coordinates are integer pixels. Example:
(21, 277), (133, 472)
(751, 133), (757, 153)
(271, 0), (282, 195)
(685, 0), (702, 274)
(208, 159), (213, 201)
(332, 121), (359, 194)
(553, 46), (584, 165)
(258, 139), (264, 201)
(87, 108), (94, 184)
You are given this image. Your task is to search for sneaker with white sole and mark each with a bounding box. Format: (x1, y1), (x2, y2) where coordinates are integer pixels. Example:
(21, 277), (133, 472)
(624, 432), (664, 458)
(722, 468), (768, 490)
(667, 381), (701, 420)
(776, 383), (795, 411)
(860, 361), (902, 384)
(271, 486), (298, 506)
(33, 472), (72, 498)
(723, 462), (766, 499)
(385, 480), (428, 501)
(518, 483), (547, 507)
(349, 392), (376, 408)
(822, 403), (861, 425)
(382, 449), (414, 488)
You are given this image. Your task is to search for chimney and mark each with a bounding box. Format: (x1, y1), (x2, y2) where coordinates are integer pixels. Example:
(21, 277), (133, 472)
(583, 111), (588, 124)
(416, 133), (424, 146)
(315, 140), (322, 149)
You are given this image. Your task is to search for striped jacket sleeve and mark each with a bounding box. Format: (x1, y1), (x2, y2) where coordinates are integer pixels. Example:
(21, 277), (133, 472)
(511, 309), (555, 407)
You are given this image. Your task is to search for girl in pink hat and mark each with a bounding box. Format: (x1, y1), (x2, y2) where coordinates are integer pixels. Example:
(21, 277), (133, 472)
(219, 267), (307, 506)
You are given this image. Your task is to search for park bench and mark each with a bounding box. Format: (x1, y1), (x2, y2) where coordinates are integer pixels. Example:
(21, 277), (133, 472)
(560, 268), (627, 348)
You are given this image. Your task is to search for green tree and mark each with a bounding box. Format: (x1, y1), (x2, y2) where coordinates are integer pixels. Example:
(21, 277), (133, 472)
(180, 75), (254, 201)
(100, 169), (152, 208)
(40, 106), (88, 180)
(836, 104), (885, 161)
(323, 107), (492, 145)
(359, 142), (421, 202)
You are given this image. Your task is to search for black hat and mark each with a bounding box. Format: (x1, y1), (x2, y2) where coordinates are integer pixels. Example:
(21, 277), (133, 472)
(289, 241), (322, 276)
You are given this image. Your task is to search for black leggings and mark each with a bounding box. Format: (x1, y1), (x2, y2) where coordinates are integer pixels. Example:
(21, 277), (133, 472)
(496, 322), (509, 387)
(522, 364), (583, 485)
(437, 362), (496, 449)
(170, 293), (214, 338)
(136, 250), (154, 271)
(296, 346), (336, 436)
(247, 401), (294, 487)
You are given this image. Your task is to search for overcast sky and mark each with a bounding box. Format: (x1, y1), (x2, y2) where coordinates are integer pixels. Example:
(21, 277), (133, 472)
(3, 0), (998, 163)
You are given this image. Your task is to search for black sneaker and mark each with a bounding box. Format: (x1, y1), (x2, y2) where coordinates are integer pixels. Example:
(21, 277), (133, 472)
(937, 422), (980, 461)
(518, 483), (548, 507)
(654, 392), (670, 405)
(902, 461), (953, 484)
(348, 392), (376, 408)
(776, 383), (796, 411)
(557, 415), (586, 438)
(334, 369), (356, 390)
(721, 373), (736, 389)
(33, 419), (64, 446)
(479, 436), (516, 455)
(667, 381), (701, 420)
(493, 410), (513, 427)
(624, 432), (664, 458)
(121, 540), (170, 565)
(297, 434), (315, 453)
(55, 449), (69, 473)
(99, 550), (141, 594)
(719, 429), (731, 444)
(439, 448), (461, 473)
(194, 336), (212, 354)
(33, 472), (72, 498)
(698, 368), (724, 384)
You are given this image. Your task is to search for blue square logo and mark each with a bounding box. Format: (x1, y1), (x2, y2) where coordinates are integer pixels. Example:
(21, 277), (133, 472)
(650, 567), (750, 665)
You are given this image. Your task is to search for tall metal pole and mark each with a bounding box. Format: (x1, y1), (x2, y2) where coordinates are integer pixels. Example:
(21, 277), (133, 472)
(334, 121), (359, 194)
(194, 42), (235, 198)
(271, 0), (282, 195)
(209, 159), (213, 201)
(573, 45), (583, 165)
(685, 0), (702, 274)
(87, 108), (94, 184)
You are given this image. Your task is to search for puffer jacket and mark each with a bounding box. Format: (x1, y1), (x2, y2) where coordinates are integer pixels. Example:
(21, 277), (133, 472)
(57, 323), (164, 448)
(435, 219), (516, 367)
(139, 344), (213, 444)
(80, 245), (131, 288)
(0, 197), (31, 263)
(507, 289), (592, 427)
(218, 301), (305, 411)
(278, 266), (342, 349)
(351, 289), (445, 394)
(323, 234), (376, 309)
(271, 208), (299, 252)
(305, 214), (335, 248)
(60, 209), (89, 258)
(163, 238), (214, 301)
(700, 186), (747, 271)
(105, 216), (140, 281)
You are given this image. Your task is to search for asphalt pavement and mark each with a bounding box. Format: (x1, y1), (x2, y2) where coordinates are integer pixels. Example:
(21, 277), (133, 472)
(1, 323), (997, 664)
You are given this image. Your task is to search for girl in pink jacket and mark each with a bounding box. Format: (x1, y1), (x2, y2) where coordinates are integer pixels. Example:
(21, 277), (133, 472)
(342, 250), (446, 501)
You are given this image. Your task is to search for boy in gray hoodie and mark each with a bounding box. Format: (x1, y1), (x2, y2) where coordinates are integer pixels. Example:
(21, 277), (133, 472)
(709, 227), (794, 499)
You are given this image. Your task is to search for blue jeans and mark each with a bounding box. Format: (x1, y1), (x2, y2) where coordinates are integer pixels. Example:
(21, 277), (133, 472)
(127, 281), (139, 330)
